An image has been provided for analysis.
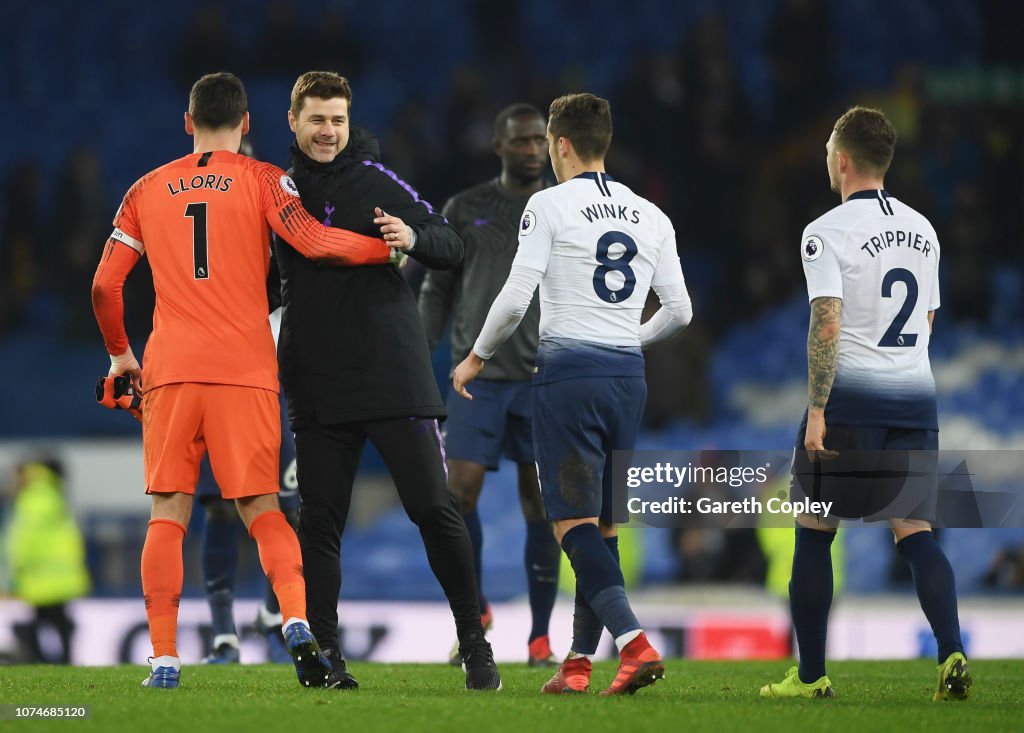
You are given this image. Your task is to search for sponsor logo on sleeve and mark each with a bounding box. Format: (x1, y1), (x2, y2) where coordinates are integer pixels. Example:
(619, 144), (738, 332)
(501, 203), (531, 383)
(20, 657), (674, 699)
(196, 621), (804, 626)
(280, 175), (300, 197)
(802, 235), (824, 262)
(520, 209), (537, 236)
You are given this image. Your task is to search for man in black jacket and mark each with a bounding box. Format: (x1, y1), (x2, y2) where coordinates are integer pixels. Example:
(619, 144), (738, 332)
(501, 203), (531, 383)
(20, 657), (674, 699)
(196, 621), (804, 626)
(275, 71), (500, 691)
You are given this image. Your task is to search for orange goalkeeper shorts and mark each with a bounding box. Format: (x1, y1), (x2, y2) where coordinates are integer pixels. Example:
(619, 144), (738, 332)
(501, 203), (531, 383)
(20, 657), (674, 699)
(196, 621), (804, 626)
(142, 383), (281, 499)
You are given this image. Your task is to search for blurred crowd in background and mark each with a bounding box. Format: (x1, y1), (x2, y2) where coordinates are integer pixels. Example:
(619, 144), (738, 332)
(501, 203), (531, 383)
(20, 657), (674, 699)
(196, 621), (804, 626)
(3, 1), (1021, 366)
(1, 0), (1023, 604)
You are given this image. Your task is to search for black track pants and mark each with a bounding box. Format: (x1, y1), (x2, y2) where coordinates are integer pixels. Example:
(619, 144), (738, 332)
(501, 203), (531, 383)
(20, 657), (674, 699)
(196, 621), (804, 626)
(295, 417), (483, 650)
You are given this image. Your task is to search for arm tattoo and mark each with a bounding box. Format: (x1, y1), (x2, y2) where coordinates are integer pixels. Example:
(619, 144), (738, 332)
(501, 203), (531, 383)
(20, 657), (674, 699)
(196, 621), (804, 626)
(807, 297), (842, 409)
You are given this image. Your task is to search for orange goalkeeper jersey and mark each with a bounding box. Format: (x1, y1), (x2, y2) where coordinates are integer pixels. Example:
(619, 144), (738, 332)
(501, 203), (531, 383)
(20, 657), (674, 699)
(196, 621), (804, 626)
(95, 149), (391, 392)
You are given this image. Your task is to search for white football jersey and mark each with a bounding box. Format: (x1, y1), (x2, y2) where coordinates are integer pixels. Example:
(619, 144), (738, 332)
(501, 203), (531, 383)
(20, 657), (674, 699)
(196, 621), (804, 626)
(802, 189), (940, 429)
(513, 172), (685, 347)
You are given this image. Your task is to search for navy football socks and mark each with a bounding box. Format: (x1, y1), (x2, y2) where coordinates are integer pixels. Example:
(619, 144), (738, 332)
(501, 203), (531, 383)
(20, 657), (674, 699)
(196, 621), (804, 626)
(790, 525), (835, 683)
(202, 515), (239, 638)
(562, 524), (639, 642)
(571, 586), (603, 655)
(525, 520), (560, 642)
(569, 535), (622, 654)
(897, 531), (964, 663)
(462, 509), (488, 611)
(604, 534), (621, 566)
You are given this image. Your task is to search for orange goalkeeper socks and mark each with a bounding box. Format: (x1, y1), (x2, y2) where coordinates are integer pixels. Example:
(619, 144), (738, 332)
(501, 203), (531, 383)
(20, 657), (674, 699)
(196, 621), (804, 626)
(249, 510), (307, 625)
(141, 518), (186, 659)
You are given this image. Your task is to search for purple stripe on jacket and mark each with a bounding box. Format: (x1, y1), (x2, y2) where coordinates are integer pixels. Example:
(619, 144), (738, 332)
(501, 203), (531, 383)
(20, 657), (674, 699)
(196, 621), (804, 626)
(362, 160), (445, 221)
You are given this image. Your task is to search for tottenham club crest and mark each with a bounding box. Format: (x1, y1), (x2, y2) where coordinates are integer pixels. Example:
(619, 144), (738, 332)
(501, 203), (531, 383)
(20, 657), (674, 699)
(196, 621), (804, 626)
(280, 175), (300, 197)
(802, 235), (824, 262)
(520, 209), (537, 235)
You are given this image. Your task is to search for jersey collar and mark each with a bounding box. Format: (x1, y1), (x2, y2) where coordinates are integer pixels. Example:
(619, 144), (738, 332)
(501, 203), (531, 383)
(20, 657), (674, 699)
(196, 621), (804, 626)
(574, 171), (615, 197)
(846, 188), (890, 202)
(573, 171), (615, 182)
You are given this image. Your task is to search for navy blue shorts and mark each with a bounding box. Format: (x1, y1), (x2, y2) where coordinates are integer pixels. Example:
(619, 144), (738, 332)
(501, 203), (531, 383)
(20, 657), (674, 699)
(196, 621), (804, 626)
(443, 378), (534, 469)
(532, 375), (646, 524)
(790, 418), (939, 525)
(197, 392), (299, 513)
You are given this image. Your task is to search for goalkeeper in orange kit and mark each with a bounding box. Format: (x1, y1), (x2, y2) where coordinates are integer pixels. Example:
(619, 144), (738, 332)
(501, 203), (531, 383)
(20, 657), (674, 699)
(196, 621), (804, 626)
(91, 72), (404, 689)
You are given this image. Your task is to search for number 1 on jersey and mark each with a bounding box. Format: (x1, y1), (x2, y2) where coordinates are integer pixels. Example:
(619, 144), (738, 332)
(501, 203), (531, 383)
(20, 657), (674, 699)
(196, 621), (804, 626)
(185, 202), (209, 279)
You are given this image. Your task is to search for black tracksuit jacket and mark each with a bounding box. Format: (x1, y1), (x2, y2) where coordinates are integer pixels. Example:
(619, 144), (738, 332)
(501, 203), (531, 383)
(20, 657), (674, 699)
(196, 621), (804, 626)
(274, 129), (463, 429)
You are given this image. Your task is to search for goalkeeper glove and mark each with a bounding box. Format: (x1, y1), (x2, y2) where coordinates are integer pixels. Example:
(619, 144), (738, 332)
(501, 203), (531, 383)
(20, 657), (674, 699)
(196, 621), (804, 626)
(389, 246), (408, 269)
(96, 375), (142, 421)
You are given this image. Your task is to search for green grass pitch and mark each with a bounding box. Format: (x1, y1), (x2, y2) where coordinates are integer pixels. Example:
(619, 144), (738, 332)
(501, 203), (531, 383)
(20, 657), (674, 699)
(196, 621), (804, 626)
(2, 660), (1022, 733)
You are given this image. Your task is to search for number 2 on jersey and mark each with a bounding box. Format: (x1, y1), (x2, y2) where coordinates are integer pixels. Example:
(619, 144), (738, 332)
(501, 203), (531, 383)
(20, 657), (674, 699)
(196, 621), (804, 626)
(593, 230), (638, 303)
(185, 202), (209, 279)
(879, 267), (918, 347)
